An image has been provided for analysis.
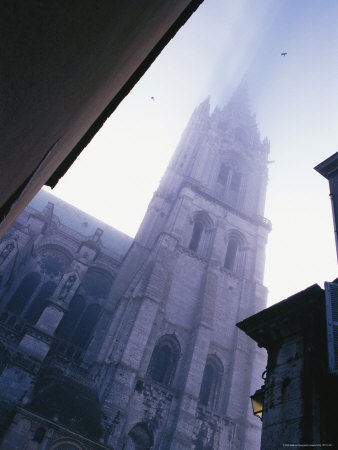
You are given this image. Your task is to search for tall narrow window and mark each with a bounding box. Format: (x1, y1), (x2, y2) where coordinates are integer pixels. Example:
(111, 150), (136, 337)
(230, 171), (242, 193)
(148, 335), (180, 387)
(6, 272), (41, 315)
(199, 356), (223, 409)
(217, 164), (230, 186)
(128, 423), (153, 449)
(55, 295), (86, 340)
(224, 238), (238, 271)
(81, 271), (112, 299)
(189, 221), (204, 252)
(151, 345), (171, 383)
(199, 364), (214, 406)
(25, 281), (57, 324)
(71, 303), (101, 348)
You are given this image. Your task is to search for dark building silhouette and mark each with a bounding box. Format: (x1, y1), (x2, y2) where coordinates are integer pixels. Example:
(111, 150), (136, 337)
(237, 284), (338, 449)
(237, 153), (338, 449)
(0, 0), (203, 237)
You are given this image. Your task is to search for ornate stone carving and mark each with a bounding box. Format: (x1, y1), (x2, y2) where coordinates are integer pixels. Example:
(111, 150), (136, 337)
(59, 274), (77, 300)
(0, 242), (15, 265)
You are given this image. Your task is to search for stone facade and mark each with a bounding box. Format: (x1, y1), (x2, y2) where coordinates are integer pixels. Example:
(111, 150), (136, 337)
(0, 87), (270, 449)
(238, 284), (338, 449)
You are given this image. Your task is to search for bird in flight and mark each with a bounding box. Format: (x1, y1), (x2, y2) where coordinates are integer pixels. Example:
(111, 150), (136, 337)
(281, 52), (287, 56)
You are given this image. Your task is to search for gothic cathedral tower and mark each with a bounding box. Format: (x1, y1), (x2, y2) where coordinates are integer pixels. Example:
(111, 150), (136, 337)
(98, 86), (271, 449)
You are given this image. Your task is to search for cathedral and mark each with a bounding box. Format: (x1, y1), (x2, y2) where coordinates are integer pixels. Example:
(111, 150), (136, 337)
(0, 87), (271, 449)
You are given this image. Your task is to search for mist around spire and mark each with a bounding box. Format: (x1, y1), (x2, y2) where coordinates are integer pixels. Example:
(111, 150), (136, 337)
(222, 80), (251, 118)
(192, 96), (211, 119)
(197, 96), (211, 111)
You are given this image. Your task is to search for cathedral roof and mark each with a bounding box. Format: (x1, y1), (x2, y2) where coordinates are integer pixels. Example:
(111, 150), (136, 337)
(29, 189), (133, 257)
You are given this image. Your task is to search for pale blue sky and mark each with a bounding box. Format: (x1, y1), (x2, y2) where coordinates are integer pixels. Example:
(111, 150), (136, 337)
(49, 0), (337, 304)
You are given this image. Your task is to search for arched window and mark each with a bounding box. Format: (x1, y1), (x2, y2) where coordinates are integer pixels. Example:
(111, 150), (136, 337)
(217, 164), (230, 186)
(216, 160), (243, 205)
(80, 270), (112, 299)
(230, 170), (242, 193)
(151, 345), (171, 383)
(188, 211), (214, 256)
(148, 335), (180, 387)
(38, 252), (69, 277)
(71, 303), (101, 348)
(32, 427), (46, 443)
(25, 281), (57, 324)
(189, 221), (204, 252)
(55, 297), (101, 349)
(199, 355), (223, 409)
(6, 272), (41, 315)
(199, 364), (214, 406)
(127, 422), (154, 450)
(224, 232), (247, 274)
(224, 238), (238, 271)
(55, 295), (86, 340)
(49, 442), (84, 450)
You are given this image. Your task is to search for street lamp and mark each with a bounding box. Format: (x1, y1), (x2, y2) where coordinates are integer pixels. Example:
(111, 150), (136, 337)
(250, 387), (265, 421)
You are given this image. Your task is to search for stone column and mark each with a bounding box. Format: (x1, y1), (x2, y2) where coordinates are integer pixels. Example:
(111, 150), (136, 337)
(170, 266), (218, 448)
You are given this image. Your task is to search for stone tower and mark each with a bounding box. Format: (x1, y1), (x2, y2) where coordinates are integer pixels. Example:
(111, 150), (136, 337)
(98, 86), (271, 449)
(0, 86), (271, 450)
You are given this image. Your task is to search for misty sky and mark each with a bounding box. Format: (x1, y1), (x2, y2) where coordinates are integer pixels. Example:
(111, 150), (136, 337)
(48, 0), (337, 305)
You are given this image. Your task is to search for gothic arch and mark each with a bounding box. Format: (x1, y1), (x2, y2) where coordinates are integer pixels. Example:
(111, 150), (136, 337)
(55, 295), (86, 340)
(79, 268), (113, 300)
(216, 153), (250, 206)
(71, 302), (101, 348)
(199, 354), (224, 409)
(25, 280), (57, 324)
(224, 230), (247, 274)
(49, 440), (84, 450)
(55, 295), (101, 349)
(127, 422), (154, 450)
(188, 211), (214, 256)
(35, 241), (74, 261)
(189, 220), (204, 252)
(35, 244), (72, 278)
(147, 334), (181, 387)
(5, 272), (41, 315)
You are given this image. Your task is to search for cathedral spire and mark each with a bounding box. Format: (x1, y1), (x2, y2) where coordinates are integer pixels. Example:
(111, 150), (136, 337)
(188, 96), (210, 125)
(196, 96), (210, 113)
(222, 80), (250, 118)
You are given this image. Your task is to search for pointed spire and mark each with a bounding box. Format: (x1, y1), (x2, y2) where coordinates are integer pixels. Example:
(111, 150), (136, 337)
(192, 96), (210, 119)
(41, 202), (54, 224)
(223, 80), (250, 117)
(184, 96), (210, 133)
(198, 96), (211, 111)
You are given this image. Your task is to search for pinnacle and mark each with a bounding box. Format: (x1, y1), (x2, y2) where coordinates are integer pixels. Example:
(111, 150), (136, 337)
(196, 96), (211, 114)
(224, 80), (250, 116)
